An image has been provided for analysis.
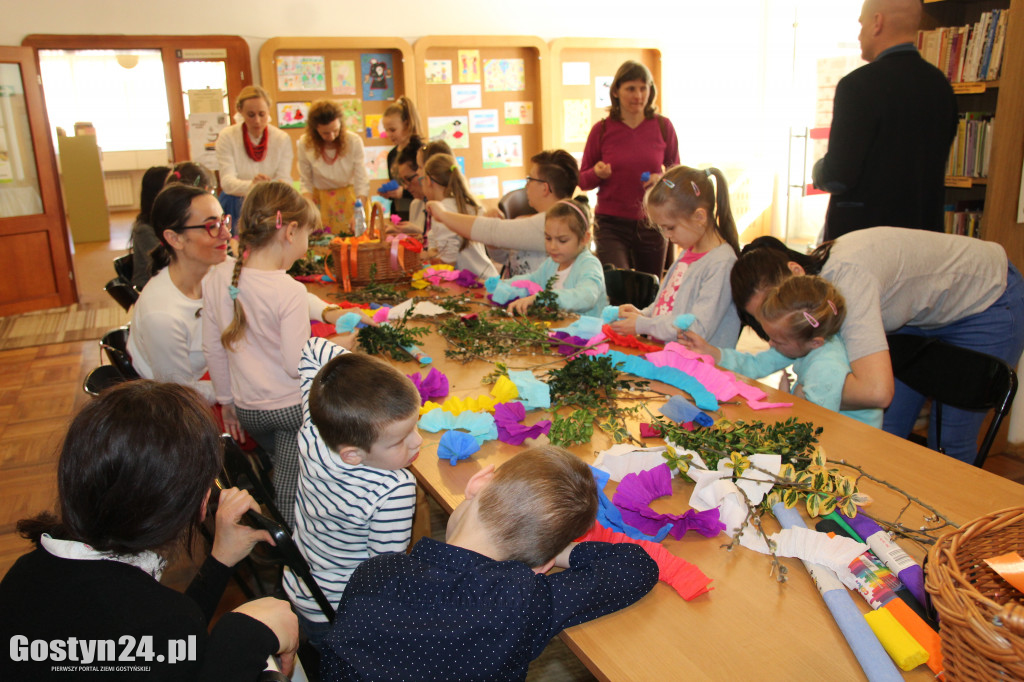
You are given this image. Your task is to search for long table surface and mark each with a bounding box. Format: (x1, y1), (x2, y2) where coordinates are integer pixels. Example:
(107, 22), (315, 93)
(312, 281), (1024, 681)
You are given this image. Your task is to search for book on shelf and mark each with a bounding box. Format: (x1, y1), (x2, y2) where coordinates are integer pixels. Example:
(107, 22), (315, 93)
(944, 200), (984, 238)
(917, 9), (1009, 83)
(946, 112), (993, 178)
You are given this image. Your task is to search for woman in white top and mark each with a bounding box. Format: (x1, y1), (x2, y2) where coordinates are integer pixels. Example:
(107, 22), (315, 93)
(298, 99), (369, 234)
(426, 149), (579, 277)
(215, 85), (294, 228)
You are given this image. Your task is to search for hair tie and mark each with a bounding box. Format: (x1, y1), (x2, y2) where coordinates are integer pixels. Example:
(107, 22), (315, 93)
(690, 180), (701, 196)
(827, 299), (838, 315)
(228, 285), (240, 301)
(275, 210), (283, 230)
(802, 311), (820, 328)
(173, 170), (181, 179)
(450, 164), (458, 173)
(556, 199), (589, 227)
(705, 168), (712, 178)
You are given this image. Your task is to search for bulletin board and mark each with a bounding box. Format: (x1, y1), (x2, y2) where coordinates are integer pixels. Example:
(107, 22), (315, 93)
(413, 36), (549, 210)
(548, 40), (663, 159)
(258, 37), (417, 194)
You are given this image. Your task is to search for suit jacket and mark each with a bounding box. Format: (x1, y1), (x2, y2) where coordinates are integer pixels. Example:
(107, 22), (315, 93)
(816, 48), (957, 241)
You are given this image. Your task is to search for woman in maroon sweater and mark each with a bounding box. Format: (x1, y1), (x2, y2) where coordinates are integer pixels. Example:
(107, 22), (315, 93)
(579, 60), (680, 278)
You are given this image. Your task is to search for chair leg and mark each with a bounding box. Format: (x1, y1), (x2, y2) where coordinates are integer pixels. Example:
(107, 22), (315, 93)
(934, 402), (944, 455)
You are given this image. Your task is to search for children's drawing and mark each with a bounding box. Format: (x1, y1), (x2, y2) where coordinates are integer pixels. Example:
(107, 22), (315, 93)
(481, 135), (523, 169)
(458, 50), (480, 83)
(563, 99), (592, 143)
(277, 56), (326, 92)
(595, 76), (614, 108)
(428, 116), (470, 150)
(364, 146), (391, 180)
(562, 62), (590, 86)
(469, 176), (500, 200)
(277, 102), (310, 129)
(504, 101), (534, 125)
(425, 60), (452, 85)
(450, 84), (482, 109)
(331, 60), (356, 96)
(364, 114), (386, 140)
(502, 178), (528, 195)
(337, 99), (363, 134)
(468, 109), (499, 134)
(361, 53), (394, 101)
(484, 59), (526, 92)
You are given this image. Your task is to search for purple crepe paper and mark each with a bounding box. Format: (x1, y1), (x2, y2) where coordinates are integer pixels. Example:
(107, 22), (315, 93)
(453, 269), (482, 288)
(407, 367), (450, 405)
(613, 464), (725, 539)
(493, 402), (552, 445)
(548, 331), (589, 356)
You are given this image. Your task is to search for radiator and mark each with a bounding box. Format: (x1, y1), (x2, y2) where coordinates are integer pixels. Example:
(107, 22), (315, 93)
(103, 173), (135, 208)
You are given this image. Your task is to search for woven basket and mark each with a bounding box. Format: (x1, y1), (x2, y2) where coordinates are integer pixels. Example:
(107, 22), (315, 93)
(925, 505), (1024, 680)
(327, 203), (423, 292)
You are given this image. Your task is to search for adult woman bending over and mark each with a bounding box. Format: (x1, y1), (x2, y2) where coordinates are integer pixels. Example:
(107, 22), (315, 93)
(298, 100), (369, 234)
(216, 85), (294, 226)
(0, 380), (298, 680)
(427, 149), (578, 276)
(579, 60), (679, 278)
(730, 228), (1024, 465)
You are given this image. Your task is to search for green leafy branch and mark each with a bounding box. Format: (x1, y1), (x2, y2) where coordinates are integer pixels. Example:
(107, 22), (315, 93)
(545, 355), (649, 447)
(355, 308), (430, 361)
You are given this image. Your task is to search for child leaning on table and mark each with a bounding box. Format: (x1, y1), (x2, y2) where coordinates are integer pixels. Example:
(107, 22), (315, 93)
(679, 275), (882, 428)
(283, 336), (423, 651)
(320, 445), (659, 682)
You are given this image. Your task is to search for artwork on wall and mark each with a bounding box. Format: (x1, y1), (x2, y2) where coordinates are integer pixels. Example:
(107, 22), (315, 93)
(331, 60), (357, 96)
(481, 135), (523, 169)
(277, 102), (310, 129)
(450, 84), (482, 109)
(468, 110), (499, 134)
(483, 59), (525, 92)
(364, 114), (387, 140)
(458, 50), (481, 83)
(504, 101), (534, 125)
(425, 60), (453, 85)
(361, 53), (394, 101)
(469, 175), (500, 200)
(563, 99), (592, 143)
(364, 146), (391, 180)
(336, 99), (363, 135)
(276, 56), (325, 92)
(562, 62), (590, 86)
(595, 76), (614, 109)
(428, 116), (470, 150)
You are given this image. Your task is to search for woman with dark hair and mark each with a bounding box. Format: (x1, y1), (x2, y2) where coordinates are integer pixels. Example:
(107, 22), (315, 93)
(298, 99), (369, 234)
(579, 60), (680, 278)
(128, 165), (170, 290)
(729, 227), (1024, 464)
(0, 380), (298, 680)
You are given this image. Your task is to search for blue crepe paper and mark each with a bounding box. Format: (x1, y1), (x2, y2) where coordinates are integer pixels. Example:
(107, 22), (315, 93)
(508, 370), (551, 410)
(604, 350), (719, 411)
(490, 280), (522, 305)
(590, 466), (671, 543)
(419, 410), (498, 446)
(551, 315), (604, 340)
(335, 312), (364, 333)
(659, 395), (715, 427)
(437, 430), (480, 466)
(601, 306), (621, 323)
(674, 314), (696, 331)
(484, 276), (500, 293)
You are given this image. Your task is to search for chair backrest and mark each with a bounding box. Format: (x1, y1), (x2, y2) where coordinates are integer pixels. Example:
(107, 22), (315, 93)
(887, 334), (1018, 467)
(101, 326), (130, 353)
(100, 327), (139, 379)
(104, 277), (138, 312)
(83, 365), (127, 396)
(498, 188), (537, 220)
(219, 435), (290, 531)
(604, 267), (660, 309)
(113, 253), (134, 283)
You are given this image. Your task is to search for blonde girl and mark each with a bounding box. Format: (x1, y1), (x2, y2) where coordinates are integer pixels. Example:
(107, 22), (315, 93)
(420, 154), (499, 279)
(215, 85), (294, 228)
(506, 198), (607, 318)
(380, 96), (424, 220)
(298, 100), (369, 235)
(202, 181), (319, 527)
(680, 276), (882, 427)
(609, 165), (741, 346)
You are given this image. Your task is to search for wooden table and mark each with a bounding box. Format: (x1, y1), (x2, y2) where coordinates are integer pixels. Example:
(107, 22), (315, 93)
(313, 282), (1024, 681)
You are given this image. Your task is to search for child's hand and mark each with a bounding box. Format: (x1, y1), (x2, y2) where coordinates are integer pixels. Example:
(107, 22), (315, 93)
(425, 201), (446, 221)
(507, 294), (537, 316)
(677, 330), (721, 363)
(594, 161), (612, 179)
(330, 331), (360, 350)
(618, 303), (641, 316)
(609, 312), (639, 336)
(552, 542), (578, 569)
(210, 487), (273, 567)
(221, 403), (244, 443)
(778, 370), (792, 394)
(792, 383), (805, 400)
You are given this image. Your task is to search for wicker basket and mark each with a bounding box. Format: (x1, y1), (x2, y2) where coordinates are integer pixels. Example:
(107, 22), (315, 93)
(925, 505), (1024, 680)
(327, 203), (423, 292)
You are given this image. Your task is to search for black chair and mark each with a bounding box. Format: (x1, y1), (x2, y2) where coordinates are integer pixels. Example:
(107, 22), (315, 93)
(604, 267), (660, 309)
(83, 365), (127, 396)
(887, 334), (1018, 468)
(99, 326), (139, 379)
(104, 277), (138, 312)
(497, 188), (536, 219)
(113, 253), (134, 284)
(219, 435), (285, 531)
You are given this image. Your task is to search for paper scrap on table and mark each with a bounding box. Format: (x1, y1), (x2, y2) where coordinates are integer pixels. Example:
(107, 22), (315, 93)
(659, 395), (714, 427)
(605, 350), (719, 411)
(407, 367), (449, 405)
(419, 409), (497, 445)
(388, 298), (450, 320)
(591, 466), (670, 542)
(592, 443), (670, 481)
(508, 370), (551, 410)
(493, 401), (552, 445)
(437, 429), (480, 465)
(551, 316), (604, 340)
(613, 464), (725, 540)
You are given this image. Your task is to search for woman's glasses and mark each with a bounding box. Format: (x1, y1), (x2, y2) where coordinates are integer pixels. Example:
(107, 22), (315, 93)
(175, 214), (231, 238)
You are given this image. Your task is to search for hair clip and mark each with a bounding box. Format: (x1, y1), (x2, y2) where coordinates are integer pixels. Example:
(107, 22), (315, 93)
(661, 177), (676, 189)
(228, 285), (240, 301)
(172, 170), (181, 179)
(690, 180), (701, 196)
(275, 210), (283, 230)
(192, 175), (202, 187)
(827, 299), (838, 315)
(802, 311), (820, 328)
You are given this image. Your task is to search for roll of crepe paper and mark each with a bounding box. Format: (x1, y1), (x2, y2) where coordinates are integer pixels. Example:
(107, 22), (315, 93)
(840, 510), (926, 609)
(863, 608), (930, 672)
(674, 313), (695, 331)
(885, 597), (943, 676)
(773, 504), (902, 682)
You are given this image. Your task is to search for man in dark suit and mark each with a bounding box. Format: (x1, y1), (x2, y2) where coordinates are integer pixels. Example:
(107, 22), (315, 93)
(813, 0), (958, 241)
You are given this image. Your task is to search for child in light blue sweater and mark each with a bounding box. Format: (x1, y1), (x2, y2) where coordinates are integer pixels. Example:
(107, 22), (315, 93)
(680, 275), (882, 428)
(506, 198), (607, 318)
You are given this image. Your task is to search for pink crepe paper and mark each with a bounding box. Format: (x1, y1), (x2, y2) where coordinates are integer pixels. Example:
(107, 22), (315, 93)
(613, 465), (725, 540)
(747, 399), (794, 410)
(493, 402), (552, 445)
(372, 307), (391, 323)
(639, 422), (661, 438)
(508, 280), (544, 295)
(407, 368), (450, 405)
(577, 521), (713, 600)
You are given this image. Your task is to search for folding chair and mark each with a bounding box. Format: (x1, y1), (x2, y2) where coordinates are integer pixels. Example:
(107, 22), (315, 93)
(604, 267), (660, 309)
(887, 334), (1018, 467)
(497, 187), (536, 220)
(83, 365), (127, 396)
(113, 253), (134, 284)
(218, 435), (286, 532)
(104, 277), (138, 312)
(99, 326), (139, 379)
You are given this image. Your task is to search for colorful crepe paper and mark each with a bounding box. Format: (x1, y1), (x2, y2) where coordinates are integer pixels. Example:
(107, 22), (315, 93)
(437, 430), (479, 465)
(508, 370), (550, 410)
(599, 325), (662, 352)
(659, 395), (714, 427)
(418, 409), (497, 446)
(489, 375), (519, 403)
(551, 316), (604, 340)
(674, 313), (696, 331)
(605, 350), (719, 411)
(548, 331), (589, 356)
(493, 402), (552, 445)
(577, 522), (713, 601)
(612, 464), (725, 540)
(335, 311), (364, 333)
(407, 368), (449, 405)
(601, 305), (621, 323)
(590, 466), (670, 543)
(489, 278), (543, 305)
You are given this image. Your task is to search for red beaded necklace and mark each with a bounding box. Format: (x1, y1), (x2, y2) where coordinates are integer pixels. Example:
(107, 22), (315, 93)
(243, 126), (268, 162)
(320, 143), (341, 165)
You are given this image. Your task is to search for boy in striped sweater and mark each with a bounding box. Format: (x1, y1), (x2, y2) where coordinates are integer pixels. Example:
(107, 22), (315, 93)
(283, 337), (423, 650)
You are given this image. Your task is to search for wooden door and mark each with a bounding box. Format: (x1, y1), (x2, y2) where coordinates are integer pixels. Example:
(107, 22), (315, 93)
(0, 46), (76, 315)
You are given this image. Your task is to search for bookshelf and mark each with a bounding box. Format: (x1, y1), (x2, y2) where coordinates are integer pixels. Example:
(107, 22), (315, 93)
(921, 0), (1023, 269)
